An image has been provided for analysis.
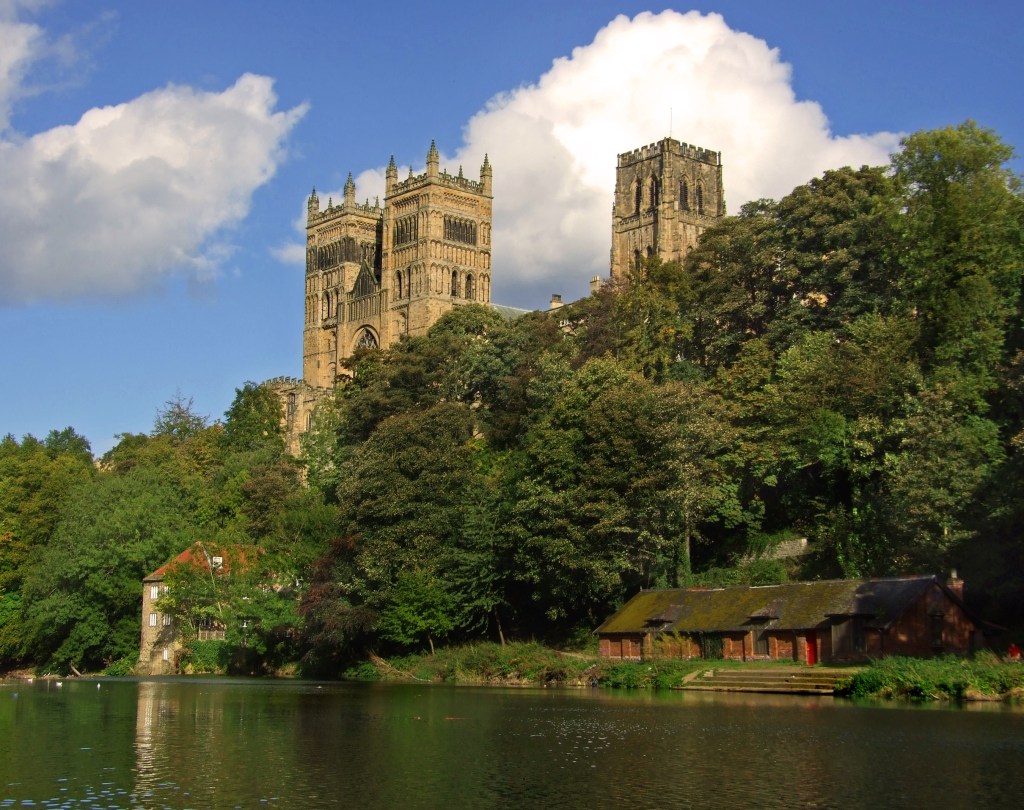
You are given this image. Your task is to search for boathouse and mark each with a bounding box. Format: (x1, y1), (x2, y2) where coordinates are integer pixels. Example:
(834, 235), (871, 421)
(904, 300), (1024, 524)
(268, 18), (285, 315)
(596, 574), (991, 664)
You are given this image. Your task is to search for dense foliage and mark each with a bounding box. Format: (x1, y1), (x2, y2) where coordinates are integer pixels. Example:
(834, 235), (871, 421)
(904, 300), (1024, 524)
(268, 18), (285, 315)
(2, 122), (1022, 675)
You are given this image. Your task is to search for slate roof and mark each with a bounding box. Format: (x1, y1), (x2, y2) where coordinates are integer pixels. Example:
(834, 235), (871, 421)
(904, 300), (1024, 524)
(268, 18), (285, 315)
(596, 576), (949, 635)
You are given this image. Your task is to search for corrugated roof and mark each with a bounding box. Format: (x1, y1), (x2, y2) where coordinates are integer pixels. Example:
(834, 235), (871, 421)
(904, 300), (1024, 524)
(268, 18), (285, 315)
(596, 576), (941, 635)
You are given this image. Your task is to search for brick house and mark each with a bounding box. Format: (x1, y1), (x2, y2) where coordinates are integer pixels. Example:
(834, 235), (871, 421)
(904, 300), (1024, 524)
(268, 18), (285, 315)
(596, 574), (993, 664)
(137, 544), (227, 675)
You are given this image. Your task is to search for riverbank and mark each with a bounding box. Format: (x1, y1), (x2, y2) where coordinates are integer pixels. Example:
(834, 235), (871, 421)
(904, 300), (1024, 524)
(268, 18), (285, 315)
(345, 643), (1024, 701)
(836, 653), (1024, 701)
(343, 642), (847, 690)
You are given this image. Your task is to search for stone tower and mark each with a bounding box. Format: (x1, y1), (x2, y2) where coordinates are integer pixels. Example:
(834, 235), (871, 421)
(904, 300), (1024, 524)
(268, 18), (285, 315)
(302, 142), (493, 389)
(610, 137), (724, 280)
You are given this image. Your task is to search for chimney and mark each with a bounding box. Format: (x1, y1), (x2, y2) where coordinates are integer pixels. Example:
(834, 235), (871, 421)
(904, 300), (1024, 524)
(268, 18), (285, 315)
(549, 294), (563, 310)
(590, 275), (603, 295)
(947, 569), (964, 599)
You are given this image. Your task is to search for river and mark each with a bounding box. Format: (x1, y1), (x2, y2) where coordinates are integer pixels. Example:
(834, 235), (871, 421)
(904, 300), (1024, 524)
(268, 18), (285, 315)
(2, 678), (1023, 808)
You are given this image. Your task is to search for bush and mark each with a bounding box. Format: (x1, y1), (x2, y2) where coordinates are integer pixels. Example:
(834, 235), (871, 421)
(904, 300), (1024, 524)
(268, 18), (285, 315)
(179, 639), (229, 674)
(103, 655), (137, 677)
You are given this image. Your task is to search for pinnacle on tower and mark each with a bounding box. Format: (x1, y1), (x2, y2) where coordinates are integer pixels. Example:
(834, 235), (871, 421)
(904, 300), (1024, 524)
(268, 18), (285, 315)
(307, 187), (320, 222)
(480, 154), (493, 196)
(427, 140), (439, 178)
(385, 155), (398, 194)
(344, 172), (355, 204)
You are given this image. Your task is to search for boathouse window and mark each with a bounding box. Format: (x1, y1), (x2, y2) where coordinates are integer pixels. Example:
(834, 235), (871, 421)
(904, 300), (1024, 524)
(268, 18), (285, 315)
(930, 613), (944, 649)
(852, 618), (866, 653)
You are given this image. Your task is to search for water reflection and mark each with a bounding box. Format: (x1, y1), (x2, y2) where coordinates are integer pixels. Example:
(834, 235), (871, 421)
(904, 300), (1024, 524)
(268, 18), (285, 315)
(1, 678), (1023, 809)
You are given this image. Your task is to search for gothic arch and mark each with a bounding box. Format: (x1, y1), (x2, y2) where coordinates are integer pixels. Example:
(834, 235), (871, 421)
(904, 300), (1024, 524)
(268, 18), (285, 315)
(632, 179), (641, 214)
(680, 178), (690, 211)
(353, 328), (379, 351)
(465, 274), (475, 301)
(696, 182), (705, 215)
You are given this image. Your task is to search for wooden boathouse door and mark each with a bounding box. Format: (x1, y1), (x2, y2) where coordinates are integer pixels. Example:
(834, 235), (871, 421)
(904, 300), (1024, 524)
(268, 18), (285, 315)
(806, 632), (818, 665)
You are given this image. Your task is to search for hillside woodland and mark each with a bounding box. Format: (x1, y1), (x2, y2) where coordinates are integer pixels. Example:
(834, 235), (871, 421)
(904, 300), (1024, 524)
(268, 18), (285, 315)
(2, 122), (1023, 675)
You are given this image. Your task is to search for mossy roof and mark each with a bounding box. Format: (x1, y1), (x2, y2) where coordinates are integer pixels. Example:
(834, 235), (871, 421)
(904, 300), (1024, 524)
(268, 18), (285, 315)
(596, 576), (943, 635)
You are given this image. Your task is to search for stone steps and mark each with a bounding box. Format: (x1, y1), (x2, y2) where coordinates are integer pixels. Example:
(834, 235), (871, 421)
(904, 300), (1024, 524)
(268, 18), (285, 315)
(680, 667), (856, 695)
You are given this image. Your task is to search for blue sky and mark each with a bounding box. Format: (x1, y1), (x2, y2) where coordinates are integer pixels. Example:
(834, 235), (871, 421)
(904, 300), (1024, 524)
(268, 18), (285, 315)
(1, 0), (1021, 455)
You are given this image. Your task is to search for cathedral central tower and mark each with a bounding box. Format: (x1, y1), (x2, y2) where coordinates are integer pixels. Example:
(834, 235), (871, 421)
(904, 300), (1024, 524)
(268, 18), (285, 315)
(610, 137), (724, 280)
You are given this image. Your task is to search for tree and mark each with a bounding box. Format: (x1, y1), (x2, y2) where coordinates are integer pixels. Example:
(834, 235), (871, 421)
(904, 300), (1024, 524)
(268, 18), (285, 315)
(221, 382), (285, 453)
(19, 467), (194, 671)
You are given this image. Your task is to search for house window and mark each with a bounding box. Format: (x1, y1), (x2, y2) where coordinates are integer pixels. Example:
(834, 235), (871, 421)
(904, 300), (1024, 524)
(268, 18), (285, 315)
(930, 614), (944, 649)
(162, 647), (169, 661)
(755, 629), (770, 656)
(163, 614), (172, 627)
(150, 585), (159, 600)
(149, 613), (157, 628)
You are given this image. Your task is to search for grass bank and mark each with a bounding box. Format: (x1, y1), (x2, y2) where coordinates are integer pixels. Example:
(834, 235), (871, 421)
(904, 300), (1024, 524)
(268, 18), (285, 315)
(837, 653), (1024, 702)
(343, 643), (830, 689)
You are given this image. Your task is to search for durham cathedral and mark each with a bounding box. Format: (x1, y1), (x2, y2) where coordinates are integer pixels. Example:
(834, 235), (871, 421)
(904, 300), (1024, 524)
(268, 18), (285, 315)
(269, 136), (724, 454)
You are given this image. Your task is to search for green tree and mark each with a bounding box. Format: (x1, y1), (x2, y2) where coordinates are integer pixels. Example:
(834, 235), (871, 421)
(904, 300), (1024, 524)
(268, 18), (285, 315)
(221, 382), (285, 453)
(20, 467), (194, 671)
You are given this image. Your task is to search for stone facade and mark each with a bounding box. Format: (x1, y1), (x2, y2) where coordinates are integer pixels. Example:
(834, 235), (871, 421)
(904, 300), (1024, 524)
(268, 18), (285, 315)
(303, 142), (493, 389)
(610, 137), (725, 281)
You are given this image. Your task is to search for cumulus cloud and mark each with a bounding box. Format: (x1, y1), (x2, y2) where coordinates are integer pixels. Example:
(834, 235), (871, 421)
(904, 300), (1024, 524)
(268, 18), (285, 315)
(334, 11), (902, 305)
(0, 10), (307, 305)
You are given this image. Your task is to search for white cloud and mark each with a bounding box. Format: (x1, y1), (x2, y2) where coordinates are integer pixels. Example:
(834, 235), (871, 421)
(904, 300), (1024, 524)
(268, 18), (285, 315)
(337, 10), (901, 305)
(0, 8), (307, 304)
(0, 6), (43, 132)
(464, 10), (901, 301)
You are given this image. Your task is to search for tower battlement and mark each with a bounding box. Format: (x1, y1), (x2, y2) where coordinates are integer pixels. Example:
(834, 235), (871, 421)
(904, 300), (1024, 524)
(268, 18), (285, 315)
(617, 137), (722, 168)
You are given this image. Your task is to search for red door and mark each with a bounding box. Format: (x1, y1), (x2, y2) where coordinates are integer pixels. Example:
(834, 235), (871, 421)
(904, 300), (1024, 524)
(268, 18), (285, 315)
(806, 632), (818, 665)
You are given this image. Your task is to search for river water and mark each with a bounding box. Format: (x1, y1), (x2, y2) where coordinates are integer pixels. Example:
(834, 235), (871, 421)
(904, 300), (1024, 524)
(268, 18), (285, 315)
(2, 677), (1023, 809)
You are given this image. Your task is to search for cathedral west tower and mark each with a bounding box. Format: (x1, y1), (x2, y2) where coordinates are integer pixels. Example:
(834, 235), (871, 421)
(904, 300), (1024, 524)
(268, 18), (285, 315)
(302, 142), (493, 389)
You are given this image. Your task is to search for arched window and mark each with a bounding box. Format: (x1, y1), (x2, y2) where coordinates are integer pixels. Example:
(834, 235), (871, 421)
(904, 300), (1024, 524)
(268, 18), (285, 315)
(306, 412), (313, 431)
(396, 271), (404, 299)
(649, 177), (660, 208)
(286, 393), (296, 419)
(451, 270), (460, 297)
(646, 245), (655, 257)
(633, 249), (641, 272)
(680, 179), (690, 211)
(355, 329), (379, 350)
(321, 292), (329, 320)
(465, 274), (475, 300)
(633, 181), (641, 214)
(696, 183), (704, 215)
